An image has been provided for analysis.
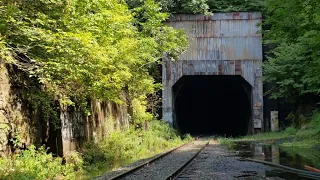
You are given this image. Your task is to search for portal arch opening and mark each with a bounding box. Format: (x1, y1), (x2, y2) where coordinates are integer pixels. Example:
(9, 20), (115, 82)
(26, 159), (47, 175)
(173, 75), (252, 137)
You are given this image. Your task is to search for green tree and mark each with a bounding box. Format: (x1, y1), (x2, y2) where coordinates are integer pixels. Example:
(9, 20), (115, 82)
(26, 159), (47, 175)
(0, 0), (187, 125)
(263, 0), (320, 104)
(207, 0), (264, 12)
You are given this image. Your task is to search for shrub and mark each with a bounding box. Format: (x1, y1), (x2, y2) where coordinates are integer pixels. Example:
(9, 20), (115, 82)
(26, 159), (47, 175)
(0, 145), (80, 180)
(183, 134), (193, 141)
(64, 151), (84, 171)
(284, 126), (297, 135)
(311, 113), (320, 130)
(286, 112), (308, 128)
(83, 120), (186, 167)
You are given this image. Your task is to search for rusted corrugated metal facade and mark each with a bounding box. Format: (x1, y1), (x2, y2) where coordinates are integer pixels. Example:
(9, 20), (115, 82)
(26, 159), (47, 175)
(162, 12), (263, 132)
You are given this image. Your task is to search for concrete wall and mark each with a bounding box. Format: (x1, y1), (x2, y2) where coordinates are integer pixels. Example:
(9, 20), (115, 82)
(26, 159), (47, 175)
(162, 12), (263, 133)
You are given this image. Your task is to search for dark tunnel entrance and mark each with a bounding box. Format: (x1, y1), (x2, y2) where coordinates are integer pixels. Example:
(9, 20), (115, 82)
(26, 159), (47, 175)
(173, 75), (252, 137)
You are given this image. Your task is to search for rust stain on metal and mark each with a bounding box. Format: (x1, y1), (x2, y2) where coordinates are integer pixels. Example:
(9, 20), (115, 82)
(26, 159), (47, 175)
(253, 102), (263, 116)
(235, 60), (242, 75)
(225, 45), (231, 60)
(218, 64), (222, 75)
(232, 12), (240, 19)
(248, 13), (253, 20)
(242, 48), (249, 60)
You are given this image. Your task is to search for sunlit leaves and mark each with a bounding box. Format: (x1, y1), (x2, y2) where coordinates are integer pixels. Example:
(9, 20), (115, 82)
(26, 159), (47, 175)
(0, 0), (187, 125)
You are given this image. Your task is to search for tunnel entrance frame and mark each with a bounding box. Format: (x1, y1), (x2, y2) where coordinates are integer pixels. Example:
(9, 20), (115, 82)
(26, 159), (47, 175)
(162, 12), (263, 134)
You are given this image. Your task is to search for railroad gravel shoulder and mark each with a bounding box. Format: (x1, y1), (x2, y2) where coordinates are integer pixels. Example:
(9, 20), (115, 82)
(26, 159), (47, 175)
(95, 139), (208, 180)
(176, 141), (283, 180)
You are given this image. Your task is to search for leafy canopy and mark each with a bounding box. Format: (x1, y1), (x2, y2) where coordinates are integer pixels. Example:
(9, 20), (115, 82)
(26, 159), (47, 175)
(0, 0), (186, 108)
(263, 0), (320, 103)
(0, 0), (187, 126)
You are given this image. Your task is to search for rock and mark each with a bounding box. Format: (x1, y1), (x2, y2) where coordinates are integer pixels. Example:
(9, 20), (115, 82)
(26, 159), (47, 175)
(0, 130), (8, 151)
(0, 111), (8, 123)
(0, 100), (4, 109)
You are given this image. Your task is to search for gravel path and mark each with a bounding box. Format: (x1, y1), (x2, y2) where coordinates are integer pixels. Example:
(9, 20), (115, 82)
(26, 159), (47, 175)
(112, 138), (208, 180)
(176, 141), (284, 180)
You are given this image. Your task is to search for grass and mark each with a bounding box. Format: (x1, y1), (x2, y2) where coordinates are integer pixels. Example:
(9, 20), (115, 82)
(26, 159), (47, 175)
(80, 120), (189, 179)
(0, 120), (189, 180)
(0, 146), (81, 180)
(218, 113), (320, 149)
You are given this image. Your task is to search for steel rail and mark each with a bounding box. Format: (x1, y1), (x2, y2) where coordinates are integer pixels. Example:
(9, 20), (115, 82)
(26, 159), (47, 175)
(245, 158), (320, 180)
(107, 135), (204, 180)
(164, 139), (211, 180)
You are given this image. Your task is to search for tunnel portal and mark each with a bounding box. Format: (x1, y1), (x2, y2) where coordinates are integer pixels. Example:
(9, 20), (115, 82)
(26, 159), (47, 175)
(162, 12), (264, 135)
(173, 75), (251, 136)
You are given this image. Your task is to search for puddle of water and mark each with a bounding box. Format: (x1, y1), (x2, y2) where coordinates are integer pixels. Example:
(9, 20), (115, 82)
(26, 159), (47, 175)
(231, 142), (320, 180)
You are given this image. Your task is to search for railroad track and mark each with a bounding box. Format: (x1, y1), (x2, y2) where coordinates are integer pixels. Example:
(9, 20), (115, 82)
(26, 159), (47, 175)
(106, 136), (211, 180)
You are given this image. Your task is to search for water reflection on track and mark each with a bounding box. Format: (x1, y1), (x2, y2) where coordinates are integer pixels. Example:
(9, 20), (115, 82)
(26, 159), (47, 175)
(231, 141), (320, 180)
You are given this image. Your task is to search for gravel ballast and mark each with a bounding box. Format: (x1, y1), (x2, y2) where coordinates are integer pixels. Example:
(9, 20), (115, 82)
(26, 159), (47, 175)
(175, 141), (287, 180)
(102, 138), (208, 180)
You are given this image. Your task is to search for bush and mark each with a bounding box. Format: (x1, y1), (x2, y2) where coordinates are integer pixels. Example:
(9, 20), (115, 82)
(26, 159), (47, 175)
(286, 112), (308, 128)
(83, 120), (186, 166)
(311, 113), (320, 130)
(284, 126), (297, 135)
(0, 145), (80, 180)
(183, 134), (193, 141)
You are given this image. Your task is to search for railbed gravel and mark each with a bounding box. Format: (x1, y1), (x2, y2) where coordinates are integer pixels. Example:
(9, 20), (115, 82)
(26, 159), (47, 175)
(122, 138), (208, 180)
(175, 141), (287, 180)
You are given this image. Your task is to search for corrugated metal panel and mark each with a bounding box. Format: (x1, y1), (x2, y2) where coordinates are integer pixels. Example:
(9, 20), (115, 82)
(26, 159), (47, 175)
(179, 37), (261, 60)
(168, 19), (261, 38)
(168, 12), (262, 22)
(165, 59), (256, 80)
(168, 13), (262, 61)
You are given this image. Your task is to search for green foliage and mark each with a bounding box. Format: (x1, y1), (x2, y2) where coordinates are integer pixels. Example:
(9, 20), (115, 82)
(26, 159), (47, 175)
(286, 112), (308, 128)
(206, 0), (264, 12)
(83, 120), (185, 167)
(154, 0), (263, 13)
(283, 126), (297, 135)
(0, 145), (80, 180)
(223, 112), (320, 148)
(218, 137), (235, 150)
(127, 0), (264, 14)
(0, 0), (187, 116)
(131, 98), (153, 125)
(311, 113), (320, 130)
(179, 0), (210, 14)
(234, 131), (294, 142)
(263, 0), (320, 104)
(263, 42), (308, 101)
(183, 133), (193, 141)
